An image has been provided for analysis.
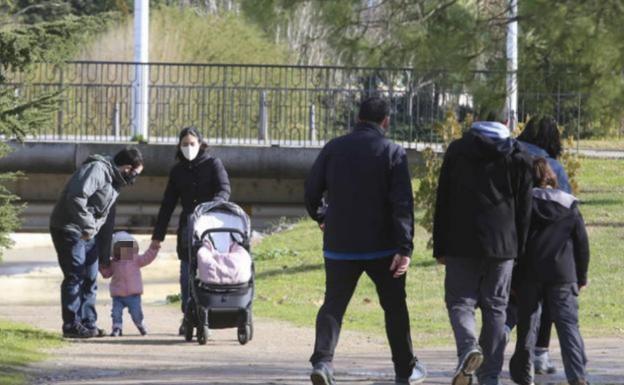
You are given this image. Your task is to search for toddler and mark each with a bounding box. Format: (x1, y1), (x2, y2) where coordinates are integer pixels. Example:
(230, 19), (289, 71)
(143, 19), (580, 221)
(100, 231), (159, 336)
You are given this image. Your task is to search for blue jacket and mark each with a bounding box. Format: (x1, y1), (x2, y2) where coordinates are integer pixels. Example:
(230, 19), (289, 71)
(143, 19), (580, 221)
(519, 141), (571, 193)
(304, 122), (414, 257)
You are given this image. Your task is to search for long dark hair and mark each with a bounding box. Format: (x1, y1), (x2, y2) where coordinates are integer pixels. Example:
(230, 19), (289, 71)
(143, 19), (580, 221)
(517, 116), (562, 158)
(175, 126), (208, 161)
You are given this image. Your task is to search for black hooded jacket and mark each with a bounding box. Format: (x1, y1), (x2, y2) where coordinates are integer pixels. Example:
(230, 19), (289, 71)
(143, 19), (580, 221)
(304, 121), (414, 256)
(433, 130), (533, 260)
(520, 188), (590, 285)
(152, 150), (230, 251)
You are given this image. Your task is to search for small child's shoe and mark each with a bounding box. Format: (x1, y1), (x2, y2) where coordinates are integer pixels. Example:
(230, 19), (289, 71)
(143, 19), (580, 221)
(534, 348), (556, 374)
(137, 325), (147, 336)
(110, 327), (122, 337)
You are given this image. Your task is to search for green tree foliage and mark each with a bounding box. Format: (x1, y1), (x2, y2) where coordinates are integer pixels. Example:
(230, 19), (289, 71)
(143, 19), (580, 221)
(242, 0), (624, 137)
(0, 1), (113, 257)
(12, 0), (129, 22)
(78, 5), (291, 64)
(518, 0), (624, 137)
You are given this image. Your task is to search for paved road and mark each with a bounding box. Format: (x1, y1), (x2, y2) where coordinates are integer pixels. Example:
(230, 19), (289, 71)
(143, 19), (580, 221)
(1, 235), (623, 385)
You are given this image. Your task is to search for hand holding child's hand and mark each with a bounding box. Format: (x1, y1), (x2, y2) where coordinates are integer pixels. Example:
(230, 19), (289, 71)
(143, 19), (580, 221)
(149, 240), (161, 251)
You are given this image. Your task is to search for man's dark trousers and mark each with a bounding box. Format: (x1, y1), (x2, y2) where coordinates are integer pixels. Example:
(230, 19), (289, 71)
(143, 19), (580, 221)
(445, 257), (514, 380)
(510, 282), (587, 384)
(51, 228), (100, 331)
(310, 256), (415, 378)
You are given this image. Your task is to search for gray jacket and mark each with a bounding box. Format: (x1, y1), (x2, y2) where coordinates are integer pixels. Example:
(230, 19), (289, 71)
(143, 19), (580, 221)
(50, 155), (126, 239)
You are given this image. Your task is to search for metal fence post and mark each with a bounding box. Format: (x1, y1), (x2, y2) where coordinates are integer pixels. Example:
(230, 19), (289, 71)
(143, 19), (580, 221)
(258, 90), (268, 141)
(56, 65), (64, 139)
(308, 103), (316, 142)
(112, 101), (120, 138)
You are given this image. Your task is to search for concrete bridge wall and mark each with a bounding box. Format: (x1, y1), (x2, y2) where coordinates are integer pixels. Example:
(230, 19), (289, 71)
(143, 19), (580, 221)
(0, 141), (424, 232)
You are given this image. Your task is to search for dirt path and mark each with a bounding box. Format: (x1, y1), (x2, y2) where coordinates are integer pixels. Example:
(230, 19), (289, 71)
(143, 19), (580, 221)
(1, 234), (623, 385)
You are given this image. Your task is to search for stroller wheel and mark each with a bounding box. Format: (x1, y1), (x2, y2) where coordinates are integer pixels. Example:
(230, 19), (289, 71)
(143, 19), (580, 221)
(197, 325), (209, 345)
(237, 324), (252, 345)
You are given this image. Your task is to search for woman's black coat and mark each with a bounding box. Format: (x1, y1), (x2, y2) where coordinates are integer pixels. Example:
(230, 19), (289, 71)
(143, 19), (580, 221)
(152, 151), (230, 258)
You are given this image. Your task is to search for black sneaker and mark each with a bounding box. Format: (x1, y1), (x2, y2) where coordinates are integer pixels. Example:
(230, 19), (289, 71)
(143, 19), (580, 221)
(63, 324), (93, 339)
(85, 326), (105, 338)
(452, 348), (483, 385)
(110, 327), (122, 337)
(310, 362), (335, 385)
(178, 319), (186, 336)
(137, 325), (147, 336)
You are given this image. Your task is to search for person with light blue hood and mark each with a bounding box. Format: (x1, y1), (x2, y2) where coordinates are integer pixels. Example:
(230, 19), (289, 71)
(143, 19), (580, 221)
(433, 108), (534, 385)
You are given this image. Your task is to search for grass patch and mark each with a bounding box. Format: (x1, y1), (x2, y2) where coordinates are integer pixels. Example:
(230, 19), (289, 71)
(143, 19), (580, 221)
(253, 215), (451, 347)
(578, 139), (624, 151)
(0, 320), (63, 385)
(254, 158), (624, 346)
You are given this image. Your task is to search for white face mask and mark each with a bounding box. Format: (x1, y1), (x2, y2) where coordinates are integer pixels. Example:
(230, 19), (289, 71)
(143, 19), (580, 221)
(181, 144), (200, 161)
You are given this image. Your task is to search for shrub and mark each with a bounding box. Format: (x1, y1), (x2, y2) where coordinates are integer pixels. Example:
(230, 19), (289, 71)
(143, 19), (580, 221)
(414, 110), (468, 248)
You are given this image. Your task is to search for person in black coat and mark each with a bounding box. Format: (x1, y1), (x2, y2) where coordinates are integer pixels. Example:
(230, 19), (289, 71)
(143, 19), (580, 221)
(150, 127), (231, 334)
(304, 97), (426, 385)
(509, 157), (589, 385)
(433, 112), (533, 385)
(506, 115), (573, 374)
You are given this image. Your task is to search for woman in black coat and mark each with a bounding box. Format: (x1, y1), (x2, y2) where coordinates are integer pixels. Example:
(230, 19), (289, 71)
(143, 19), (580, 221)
(150, 127), (231, 334)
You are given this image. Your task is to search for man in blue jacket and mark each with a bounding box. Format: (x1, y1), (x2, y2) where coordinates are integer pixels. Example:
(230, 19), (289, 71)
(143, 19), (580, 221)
(305, 97), (426, 385)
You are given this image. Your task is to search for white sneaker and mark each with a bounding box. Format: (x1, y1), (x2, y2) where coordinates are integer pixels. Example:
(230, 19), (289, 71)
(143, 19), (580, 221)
(395, 361), (427, 384)
(534, 349), (556, 374)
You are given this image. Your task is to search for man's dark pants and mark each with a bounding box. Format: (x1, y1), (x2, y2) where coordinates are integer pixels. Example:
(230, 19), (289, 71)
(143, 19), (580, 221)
(510, 282), (587, 384)
(50, 228), (99, 331)
(445, 257), (514, 380)
(310, 256), (416, 378)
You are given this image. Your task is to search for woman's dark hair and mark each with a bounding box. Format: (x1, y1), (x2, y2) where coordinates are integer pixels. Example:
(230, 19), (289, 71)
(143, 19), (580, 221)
(113, 146), (143, 168)
(517, 115), (562, 158)
(358, 97), (390, 124)
(175, 126), (208, 161)
(533, 157), (559, 189)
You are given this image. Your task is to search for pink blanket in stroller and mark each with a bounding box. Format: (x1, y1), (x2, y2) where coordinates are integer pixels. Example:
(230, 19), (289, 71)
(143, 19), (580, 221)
(197, 239), (252, 285)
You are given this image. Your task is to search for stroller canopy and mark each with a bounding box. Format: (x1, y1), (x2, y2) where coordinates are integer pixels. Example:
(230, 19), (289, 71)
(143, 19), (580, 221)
(191, 201), (251, 252)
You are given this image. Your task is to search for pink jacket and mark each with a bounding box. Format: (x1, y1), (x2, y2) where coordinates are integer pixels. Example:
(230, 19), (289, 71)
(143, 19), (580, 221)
(100, 248), (158, 297)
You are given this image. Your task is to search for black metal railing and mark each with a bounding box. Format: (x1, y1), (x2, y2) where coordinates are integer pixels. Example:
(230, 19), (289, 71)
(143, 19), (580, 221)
(3, 61), (584, 146)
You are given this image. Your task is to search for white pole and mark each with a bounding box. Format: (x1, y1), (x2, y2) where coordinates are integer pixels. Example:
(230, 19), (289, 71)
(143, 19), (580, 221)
(132, 0), (149, 140)
(506, 0), (518, 131)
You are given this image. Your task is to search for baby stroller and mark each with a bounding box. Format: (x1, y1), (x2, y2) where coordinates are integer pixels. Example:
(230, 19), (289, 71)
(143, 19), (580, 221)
(183, 201), (254, 345)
